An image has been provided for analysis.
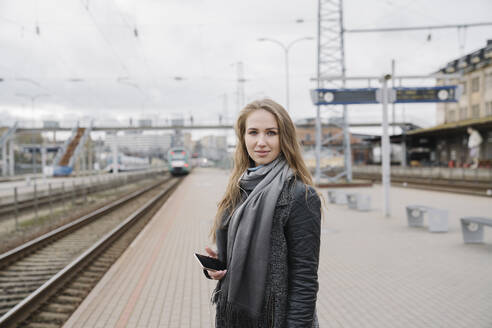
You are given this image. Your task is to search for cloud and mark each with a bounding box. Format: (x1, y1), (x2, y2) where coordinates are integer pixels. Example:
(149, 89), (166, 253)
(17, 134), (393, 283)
(0, 0), (491, 131)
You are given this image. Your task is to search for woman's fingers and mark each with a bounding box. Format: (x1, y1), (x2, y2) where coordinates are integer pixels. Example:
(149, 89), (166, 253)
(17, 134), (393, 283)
(208, 270), (227, 280)
(205, 246), (218, 259)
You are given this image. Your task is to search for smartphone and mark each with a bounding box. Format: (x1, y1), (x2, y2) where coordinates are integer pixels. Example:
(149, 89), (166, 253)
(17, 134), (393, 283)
(194, 253), (226, 271)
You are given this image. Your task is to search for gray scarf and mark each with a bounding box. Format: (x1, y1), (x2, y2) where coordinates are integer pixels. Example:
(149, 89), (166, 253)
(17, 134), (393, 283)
(223, 156), (293, 318)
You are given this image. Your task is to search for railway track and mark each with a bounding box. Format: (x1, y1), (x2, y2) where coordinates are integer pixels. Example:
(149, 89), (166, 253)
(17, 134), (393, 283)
(0, 175), (181, 328)
(353, 173), (492, 196)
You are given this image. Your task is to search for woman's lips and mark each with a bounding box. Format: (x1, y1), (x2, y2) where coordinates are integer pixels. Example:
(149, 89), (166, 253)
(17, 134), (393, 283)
(255, 150), (270, 157)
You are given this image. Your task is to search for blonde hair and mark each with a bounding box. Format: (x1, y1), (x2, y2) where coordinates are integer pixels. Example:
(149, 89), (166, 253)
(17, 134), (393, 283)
(210, 98), (313, 242)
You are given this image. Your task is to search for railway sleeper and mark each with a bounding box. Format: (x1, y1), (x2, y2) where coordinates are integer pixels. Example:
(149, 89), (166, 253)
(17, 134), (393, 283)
(15, 260), (69, 266)
(79, 270), (103, 279)
(0, 275), (52, 282)
(91, 260), (115, 268)
(85, 264), (108, 274)
(68, 281), (92, 290)
(0, 298), (25, 312)
(0, 268), (59, 276)
(29, 310), (70, 325)
(1, 285), (37, 295)
(101, 250), (122, 258)
(22, 321), (59, 328)
(0, 280), (41, 289)
(0, 265), (61, 273)
(75, 276), (97, 285)
(62, 288), (87, 298)
(53, 294), (83, 304)
(32, 253), (81, 259)
(44, 303), (76, 314)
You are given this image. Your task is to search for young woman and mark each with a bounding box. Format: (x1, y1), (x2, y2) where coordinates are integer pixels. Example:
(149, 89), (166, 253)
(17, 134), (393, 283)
(204, 99), (321, 327)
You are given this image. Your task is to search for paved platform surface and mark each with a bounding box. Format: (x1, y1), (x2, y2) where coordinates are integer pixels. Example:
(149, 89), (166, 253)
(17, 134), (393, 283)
(64, 168), (492, 327)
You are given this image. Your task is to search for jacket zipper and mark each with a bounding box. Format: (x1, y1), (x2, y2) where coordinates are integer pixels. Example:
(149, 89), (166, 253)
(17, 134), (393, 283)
(269, 293), (275, 328)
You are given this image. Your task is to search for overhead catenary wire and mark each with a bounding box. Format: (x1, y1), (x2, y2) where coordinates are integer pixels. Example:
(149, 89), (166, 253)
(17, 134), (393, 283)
(77, 0), (132, 79)
(110, 0), (159, 115)
(344, 22), (492, 33)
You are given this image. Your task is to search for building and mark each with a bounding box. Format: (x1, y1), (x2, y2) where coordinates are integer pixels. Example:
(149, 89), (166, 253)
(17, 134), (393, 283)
(198, 135), (227, 162)
(404, 40), (492, 167)
(105, 131), (172, 156)
(295, 118), (374, 165)
(437, 40), (492, 124)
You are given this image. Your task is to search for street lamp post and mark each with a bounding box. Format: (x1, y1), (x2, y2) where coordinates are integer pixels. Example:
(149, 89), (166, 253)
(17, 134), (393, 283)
(258, 37), (313, 111)
(16, 93), (50, 174)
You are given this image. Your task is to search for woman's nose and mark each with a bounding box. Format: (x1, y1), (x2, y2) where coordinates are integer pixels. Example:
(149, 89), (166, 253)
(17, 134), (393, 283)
(257, 134), (267, 146)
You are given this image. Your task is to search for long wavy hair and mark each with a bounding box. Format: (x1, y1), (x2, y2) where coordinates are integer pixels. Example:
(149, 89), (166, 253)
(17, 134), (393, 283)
(210, 98), (313, 242)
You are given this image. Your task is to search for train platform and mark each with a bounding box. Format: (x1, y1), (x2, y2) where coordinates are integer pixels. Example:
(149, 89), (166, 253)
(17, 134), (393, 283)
(63, 168), (492, 328)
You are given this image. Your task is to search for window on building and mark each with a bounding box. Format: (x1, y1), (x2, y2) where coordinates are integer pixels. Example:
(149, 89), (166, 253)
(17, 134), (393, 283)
(486, 101), (492, 116)
(461, 81), (467, 95)
(471, 77), (480, 92)
(486, 72), (492, 91)
(448, 110), (456, 122)
(305, 133), (311, 141)
(460, 107), (468, 120)
(472, 104), (480, 118)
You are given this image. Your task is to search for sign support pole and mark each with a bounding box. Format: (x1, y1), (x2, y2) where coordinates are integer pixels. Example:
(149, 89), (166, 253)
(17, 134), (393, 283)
(112, 134), (118, 176)
(315, 105), (321, 184)
(381, 75), (391, 218)
(343, 105), (352, 182)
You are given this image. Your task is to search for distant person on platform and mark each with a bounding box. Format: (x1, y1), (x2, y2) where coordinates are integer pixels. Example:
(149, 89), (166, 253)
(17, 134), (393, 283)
(203, 99), (321, 327)
(467, 127), (483, 169)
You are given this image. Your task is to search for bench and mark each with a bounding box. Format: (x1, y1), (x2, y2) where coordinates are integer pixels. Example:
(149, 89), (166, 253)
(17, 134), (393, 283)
(460, 217), (492, 243)
(327, 190), (347, 205)
(346, 193), (371, 211)
(405, 205), (448, 232)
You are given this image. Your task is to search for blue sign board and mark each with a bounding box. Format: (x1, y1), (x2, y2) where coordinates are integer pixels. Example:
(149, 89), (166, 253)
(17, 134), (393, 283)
(311, 88), (378, 105)
(394, 86), (459, 103)
(312, 85), (459, 105)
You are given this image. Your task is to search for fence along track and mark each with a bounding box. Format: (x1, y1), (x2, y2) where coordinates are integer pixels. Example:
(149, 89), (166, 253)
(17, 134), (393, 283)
(0, 177), (179, 327)
(353, 173), (492, 196)
(0, 170), (162, 220)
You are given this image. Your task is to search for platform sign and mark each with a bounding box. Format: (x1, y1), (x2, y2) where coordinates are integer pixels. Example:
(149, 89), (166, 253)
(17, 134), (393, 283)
(311, 85), (459, 106)
(311, 88), (378, 105)
(394, 86), (459, 103)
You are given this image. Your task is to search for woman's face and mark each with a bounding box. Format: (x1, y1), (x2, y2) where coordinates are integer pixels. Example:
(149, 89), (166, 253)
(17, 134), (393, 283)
(244, 109), (280, 166)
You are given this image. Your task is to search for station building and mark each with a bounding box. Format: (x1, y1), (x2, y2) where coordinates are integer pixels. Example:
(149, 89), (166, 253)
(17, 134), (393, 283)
(296, 118), (374, 166)
(403, 40), (492, 167)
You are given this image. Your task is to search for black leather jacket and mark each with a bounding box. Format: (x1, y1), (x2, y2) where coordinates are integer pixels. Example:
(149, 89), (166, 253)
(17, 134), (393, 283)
(284, 180), (321, 327)
(211, 178), (321, 328)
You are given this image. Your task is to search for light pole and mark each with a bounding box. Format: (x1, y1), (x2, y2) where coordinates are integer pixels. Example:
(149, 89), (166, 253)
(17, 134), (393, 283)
(16, 93), (50, 174)
(257, 37), (313, 111)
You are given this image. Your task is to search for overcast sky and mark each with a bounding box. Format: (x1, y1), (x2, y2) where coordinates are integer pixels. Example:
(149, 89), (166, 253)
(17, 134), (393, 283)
(1, 0), (492, 133)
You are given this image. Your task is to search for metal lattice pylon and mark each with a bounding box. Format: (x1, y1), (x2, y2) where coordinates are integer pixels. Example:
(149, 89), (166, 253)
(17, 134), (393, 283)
(315, 0), (352, 184)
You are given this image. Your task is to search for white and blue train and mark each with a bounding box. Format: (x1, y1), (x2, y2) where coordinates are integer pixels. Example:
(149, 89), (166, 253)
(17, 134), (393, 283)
(105, 154), (150, 173)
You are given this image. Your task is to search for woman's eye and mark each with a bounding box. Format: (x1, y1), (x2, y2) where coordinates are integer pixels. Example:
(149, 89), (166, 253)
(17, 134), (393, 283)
(267, 131), (277, 136)
(248, 131), (257, 135)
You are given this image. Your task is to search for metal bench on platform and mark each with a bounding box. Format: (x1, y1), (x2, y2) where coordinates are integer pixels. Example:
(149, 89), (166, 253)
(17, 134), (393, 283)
(405, 205), (448, 232)
(346, 193), (371, 211)
(327, 190), (347, 205)
(460, 217), (492, 243)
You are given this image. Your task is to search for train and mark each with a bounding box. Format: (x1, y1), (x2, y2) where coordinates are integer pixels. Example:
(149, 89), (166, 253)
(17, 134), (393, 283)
(167, 147), (192, 175)
(105, 154), (150, 173)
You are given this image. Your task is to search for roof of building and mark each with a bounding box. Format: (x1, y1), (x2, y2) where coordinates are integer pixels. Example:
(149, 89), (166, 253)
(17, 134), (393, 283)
(406, 116), (492, 136)
(363, 116), (492, 143)
(437, 40), (492, 75)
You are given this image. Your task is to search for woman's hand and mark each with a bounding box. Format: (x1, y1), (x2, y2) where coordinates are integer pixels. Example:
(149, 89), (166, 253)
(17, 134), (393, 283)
(205, 247), (227, 280)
